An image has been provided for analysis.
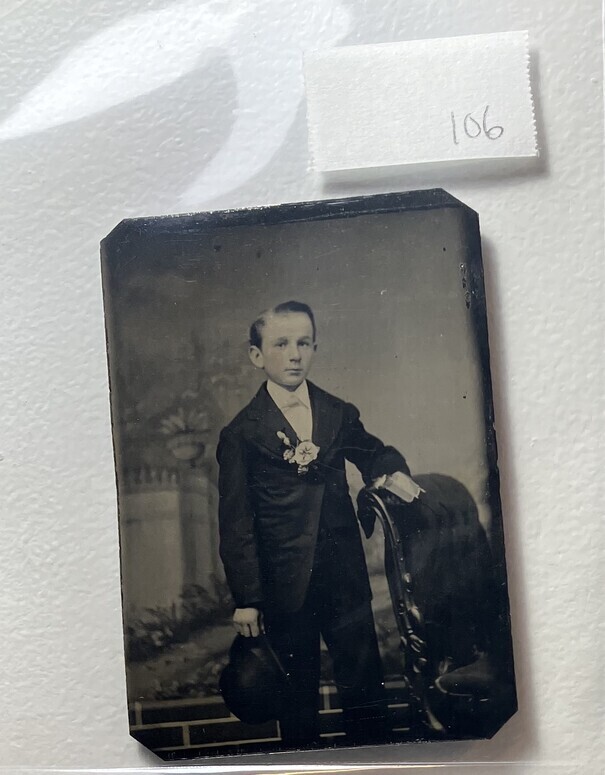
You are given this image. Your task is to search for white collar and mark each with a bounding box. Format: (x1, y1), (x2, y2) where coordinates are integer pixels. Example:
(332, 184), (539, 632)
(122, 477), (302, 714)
(266, 379), (311, 411)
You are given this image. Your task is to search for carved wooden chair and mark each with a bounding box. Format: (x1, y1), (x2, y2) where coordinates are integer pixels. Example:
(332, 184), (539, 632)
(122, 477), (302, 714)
(357, 473), (516, 739)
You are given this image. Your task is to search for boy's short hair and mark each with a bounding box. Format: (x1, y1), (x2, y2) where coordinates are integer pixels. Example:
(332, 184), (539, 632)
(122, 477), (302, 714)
(249, 301), (316, 349)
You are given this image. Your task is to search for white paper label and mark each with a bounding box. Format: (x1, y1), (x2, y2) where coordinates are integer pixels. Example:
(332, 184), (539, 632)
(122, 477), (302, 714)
(304, 31), (537, 172)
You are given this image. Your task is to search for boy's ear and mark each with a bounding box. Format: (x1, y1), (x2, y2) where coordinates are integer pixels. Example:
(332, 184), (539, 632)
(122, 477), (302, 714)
(248, 345), (264, 369)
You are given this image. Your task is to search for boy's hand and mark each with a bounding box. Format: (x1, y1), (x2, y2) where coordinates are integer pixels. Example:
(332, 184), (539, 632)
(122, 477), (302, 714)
(233, 607), (263, 637)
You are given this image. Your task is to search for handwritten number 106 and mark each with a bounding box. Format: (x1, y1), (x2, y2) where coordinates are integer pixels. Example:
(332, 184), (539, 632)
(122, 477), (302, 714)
(450, 105), (504, 144)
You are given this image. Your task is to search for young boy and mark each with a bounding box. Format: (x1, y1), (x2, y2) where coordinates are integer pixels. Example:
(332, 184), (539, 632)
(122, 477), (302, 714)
(216, 300), (410, 747)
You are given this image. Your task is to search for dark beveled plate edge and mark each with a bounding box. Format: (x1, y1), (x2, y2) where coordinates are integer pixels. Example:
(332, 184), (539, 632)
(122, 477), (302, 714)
(100, 189), (472, 252)
(99, 188), (518, 758)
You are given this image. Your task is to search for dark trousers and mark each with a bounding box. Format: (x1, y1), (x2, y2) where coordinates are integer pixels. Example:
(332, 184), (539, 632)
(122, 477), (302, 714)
(264, 527), (388, 748)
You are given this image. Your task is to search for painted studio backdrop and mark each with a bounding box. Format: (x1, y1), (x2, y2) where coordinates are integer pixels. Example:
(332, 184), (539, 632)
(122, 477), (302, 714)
(101, 193), (515, 758)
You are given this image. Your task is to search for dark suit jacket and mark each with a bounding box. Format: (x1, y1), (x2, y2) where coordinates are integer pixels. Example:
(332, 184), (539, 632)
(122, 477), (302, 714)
(216, 381), (408, 613)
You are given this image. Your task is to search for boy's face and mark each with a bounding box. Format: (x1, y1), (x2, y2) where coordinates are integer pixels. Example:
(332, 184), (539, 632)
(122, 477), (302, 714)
(249, 312), (316, 391)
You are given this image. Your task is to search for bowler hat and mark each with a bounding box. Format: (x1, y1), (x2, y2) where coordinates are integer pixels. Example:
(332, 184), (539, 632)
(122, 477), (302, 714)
(219, 634), (289, 724)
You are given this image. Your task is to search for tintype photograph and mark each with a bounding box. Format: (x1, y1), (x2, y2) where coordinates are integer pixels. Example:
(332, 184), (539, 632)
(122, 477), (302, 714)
(101, 189), (517, 760)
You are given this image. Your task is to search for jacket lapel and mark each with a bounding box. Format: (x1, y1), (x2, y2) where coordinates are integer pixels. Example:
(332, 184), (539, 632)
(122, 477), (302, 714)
(308, 381), (342, 457)
(245, 383), (300, 456)
(245, 381), (342, 461)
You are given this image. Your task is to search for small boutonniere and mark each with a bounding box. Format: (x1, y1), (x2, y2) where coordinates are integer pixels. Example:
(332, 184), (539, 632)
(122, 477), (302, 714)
(277, 431), (320, 475)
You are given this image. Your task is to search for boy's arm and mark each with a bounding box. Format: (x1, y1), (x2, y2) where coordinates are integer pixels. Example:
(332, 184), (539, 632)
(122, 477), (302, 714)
(216, 426), (264, 612)
(342, 402), (410, 484)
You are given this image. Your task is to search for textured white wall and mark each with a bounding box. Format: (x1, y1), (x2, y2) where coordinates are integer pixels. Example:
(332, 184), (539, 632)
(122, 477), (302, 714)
(0, 0), (602, 772)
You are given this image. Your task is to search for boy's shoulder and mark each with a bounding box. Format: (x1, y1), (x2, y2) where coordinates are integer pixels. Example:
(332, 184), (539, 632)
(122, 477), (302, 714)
(220, 383), (268, 435)
(220, 398), (256, 435)
(308, 381), (350, 410)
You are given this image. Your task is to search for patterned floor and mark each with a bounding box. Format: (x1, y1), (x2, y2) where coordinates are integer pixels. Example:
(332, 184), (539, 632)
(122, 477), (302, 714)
(130, 679), (412, 759)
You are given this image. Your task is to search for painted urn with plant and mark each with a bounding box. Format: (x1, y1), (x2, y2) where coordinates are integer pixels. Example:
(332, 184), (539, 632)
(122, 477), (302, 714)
(160, 407), (209, 462)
